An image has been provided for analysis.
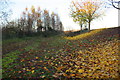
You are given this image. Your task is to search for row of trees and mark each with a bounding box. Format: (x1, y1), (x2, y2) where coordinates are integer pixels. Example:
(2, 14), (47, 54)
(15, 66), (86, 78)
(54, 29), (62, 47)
(18, 6), (63, 33)
(2, 6), (64, 39)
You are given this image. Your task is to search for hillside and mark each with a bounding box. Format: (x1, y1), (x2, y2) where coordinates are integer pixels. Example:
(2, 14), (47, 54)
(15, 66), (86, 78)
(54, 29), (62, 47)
(2, 27), (120, 79)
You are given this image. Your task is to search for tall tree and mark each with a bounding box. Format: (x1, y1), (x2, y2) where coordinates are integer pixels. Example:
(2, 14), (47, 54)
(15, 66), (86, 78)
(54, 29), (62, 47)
(36, 7), (42, 32)
(55, 13), (61, 31)
(51, 12), (56, 30)
(18, 11), (27, 31)
(59, 21), (64, 31)
(43, 9), (50, 31)
(70, 0), (104, 31)
(70, 8), (86, 30)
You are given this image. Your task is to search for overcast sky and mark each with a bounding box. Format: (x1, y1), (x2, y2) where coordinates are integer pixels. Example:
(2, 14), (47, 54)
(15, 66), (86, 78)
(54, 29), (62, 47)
(10, 0), (119, 31)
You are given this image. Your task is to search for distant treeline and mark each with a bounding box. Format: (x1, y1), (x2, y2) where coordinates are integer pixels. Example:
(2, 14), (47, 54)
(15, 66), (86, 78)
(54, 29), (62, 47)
(2, 6), (64, 39)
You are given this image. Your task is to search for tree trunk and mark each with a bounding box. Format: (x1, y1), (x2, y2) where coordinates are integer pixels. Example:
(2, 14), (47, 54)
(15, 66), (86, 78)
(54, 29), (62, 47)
(88, 21), (91, 32)
(80, 24), (82, 31)
(118, 1), (120, 26)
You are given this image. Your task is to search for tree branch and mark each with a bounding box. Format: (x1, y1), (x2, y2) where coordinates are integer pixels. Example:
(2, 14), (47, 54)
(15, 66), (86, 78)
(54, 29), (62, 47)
(111, 0), (120, 10)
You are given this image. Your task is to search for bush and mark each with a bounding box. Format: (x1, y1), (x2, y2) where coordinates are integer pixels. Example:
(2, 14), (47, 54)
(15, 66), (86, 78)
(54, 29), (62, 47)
(65, 29), (89, 37)
(2, 27), (19, 39)
(2, 26), (63, 40)
(42, 30), (60, 37)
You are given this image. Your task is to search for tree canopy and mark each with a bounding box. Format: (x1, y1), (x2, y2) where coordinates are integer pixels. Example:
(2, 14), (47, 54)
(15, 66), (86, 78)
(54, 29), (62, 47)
(70, 0), (105, 31)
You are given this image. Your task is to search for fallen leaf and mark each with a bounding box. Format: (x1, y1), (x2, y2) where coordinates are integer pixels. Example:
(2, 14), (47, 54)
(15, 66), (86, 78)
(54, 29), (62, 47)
(31, 70), (34, 73)
(78, 69), (84, 73)
(36, 57), (39, 59)
(70, 74), (75, 77)
(56, 66), (65, 71)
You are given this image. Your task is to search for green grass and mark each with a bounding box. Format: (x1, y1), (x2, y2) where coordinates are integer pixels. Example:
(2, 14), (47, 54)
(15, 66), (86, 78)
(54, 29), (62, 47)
(2, 37), (43, 74)
(2, 37), (37, 45)
(2, 35), (68, 78)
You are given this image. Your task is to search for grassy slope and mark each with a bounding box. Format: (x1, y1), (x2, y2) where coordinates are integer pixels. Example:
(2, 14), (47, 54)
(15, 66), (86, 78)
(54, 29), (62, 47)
(2, 27), (120, 79)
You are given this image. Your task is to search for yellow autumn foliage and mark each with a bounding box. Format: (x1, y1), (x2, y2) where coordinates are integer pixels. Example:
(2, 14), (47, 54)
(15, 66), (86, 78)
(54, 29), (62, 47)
(64, 28), (106, 40)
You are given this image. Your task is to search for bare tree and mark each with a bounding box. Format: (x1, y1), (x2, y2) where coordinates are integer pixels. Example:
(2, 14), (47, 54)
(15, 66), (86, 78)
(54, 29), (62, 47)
(55, 13), (60, 30)
(0, 0), (12, 25)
